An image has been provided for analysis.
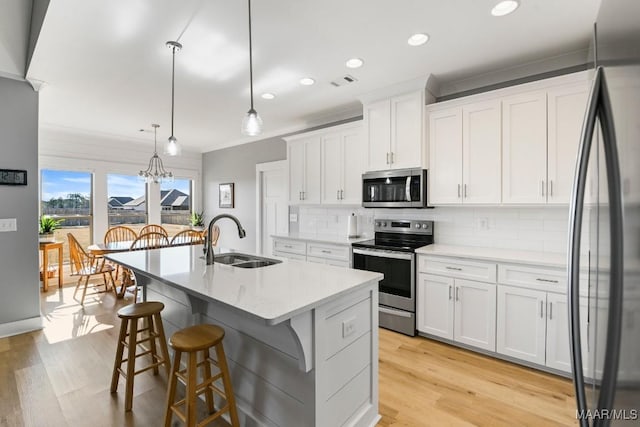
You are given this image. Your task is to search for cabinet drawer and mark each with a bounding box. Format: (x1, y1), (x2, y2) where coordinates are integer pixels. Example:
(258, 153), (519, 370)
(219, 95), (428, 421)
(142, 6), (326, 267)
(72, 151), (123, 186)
(420, 256), (497, 283)
(273, 250), (306, 261)
(498, 264), (566, 292)
(307, 242), (350, 261)
(273, 239), (306, 255)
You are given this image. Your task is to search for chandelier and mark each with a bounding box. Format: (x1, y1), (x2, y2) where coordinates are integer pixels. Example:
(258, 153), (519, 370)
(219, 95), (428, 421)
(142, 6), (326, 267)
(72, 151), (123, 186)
(139, 124), (173, 184)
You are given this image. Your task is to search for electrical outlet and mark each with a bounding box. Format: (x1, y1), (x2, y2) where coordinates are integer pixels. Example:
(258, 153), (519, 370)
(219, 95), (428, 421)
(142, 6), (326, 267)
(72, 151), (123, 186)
(342, 317), (356, 338)
(0, 218), (17, 232)
(477, 217), (489, 230)
(289, 214), (298, 222)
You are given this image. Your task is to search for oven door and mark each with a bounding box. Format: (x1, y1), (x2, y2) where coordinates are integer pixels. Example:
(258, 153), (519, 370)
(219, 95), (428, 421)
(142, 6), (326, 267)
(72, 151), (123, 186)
(361, 169), (426, 208)
(352, 247), (415, 312)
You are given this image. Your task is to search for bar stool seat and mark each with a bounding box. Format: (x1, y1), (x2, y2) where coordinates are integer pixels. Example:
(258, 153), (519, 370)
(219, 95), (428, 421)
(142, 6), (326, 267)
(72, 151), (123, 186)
(111, 301), (171, 412)
(164, 324), (240, 427)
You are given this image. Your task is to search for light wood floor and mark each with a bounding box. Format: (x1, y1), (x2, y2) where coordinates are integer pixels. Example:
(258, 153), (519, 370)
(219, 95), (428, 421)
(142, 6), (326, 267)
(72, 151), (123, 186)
(0, 270), (578, 426)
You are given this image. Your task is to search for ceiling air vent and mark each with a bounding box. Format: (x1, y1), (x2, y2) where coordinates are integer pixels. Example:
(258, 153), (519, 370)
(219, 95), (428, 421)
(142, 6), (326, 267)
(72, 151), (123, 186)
(330, 74), (358, 87)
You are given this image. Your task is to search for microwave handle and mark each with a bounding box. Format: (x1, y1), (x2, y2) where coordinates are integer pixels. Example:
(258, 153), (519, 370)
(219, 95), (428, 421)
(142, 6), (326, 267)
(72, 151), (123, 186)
(405, 176), (412, 202)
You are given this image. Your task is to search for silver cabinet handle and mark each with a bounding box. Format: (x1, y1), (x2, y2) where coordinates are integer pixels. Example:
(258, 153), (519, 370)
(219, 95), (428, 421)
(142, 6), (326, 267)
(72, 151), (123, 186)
(340, 189), (344, 200)
(386, 152), (390, 164)
(299, 191), (302, 200)
(302, 191), (305, 200)
(457, 184), (461, 198)
(540, 300), (544, 318)
(446, 266), (462, 271)
(390, 152), (394, 164)
(549, 302), (553, 320)
(464, 184), (468, 198)
(455, 287), (459, 301)
(337, 190), (340, 200)
(536, 278), (559, 284)
(541, 180), (545, 197)
(448, 285), (452, 300)
(550, 180), (554, 197)
(321, 250), (331, 254)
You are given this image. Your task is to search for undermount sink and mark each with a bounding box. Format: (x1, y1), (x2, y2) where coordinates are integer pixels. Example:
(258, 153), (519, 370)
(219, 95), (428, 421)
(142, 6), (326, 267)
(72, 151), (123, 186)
(209, 253), (282, 268)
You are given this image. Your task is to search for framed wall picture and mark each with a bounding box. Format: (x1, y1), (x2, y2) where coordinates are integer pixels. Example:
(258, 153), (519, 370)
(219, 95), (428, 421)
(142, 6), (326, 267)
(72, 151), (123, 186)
(219, 183), (235, 208)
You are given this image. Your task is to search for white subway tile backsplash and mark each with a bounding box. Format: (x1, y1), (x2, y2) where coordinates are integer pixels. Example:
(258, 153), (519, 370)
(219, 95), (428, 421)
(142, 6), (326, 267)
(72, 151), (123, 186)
(294, 205), (575, 254)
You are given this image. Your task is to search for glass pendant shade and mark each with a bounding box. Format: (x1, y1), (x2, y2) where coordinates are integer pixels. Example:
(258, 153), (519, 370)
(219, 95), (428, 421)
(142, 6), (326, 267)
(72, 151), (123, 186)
(164, 135), (181, 156)
(241, 108), (263, 136)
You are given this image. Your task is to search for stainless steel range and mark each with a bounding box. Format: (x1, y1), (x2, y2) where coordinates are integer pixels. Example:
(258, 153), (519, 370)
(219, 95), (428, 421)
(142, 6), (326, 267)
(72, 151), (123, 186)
(351, 219), (433, 336)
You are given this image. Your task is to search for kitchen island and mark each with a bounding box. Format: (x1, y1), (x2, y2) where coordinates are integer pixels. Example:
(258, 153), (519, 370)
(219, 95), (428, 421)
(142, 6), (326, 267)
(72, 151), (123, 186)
(107, 245), (382, 427)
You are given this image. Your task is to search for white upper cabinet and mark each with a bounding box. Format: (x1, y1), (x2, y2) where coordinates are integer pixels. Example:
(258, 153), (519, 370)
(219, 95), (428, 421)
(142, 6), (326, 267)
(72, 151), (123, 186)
(320, 127), (364, 205)
(428, 107), (462, 204)
(364, 90), (425, 171)
(428, 100), (501, 205)
(287, 136), (321, 204)
(502, 91), (548, 204)
(547, 83), (590, 204)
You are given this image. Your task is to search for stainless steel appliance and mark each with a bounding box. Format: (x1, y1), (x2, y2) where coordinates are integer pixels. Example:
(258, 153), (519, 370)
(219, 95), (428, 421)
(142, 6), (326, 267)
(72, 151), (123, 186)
(568, 1), (640, 424)
(352, 219), (434, 336)
(362, 169), (428, 208)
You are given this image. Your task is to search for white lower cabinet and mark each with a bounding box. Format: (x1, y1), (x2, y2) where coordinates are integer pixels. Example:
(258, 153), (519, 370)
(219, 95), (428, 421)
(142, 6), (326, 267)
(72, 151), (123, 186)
(497, 285), (588, 373)
(418, 273), (496, 351)
(272, 237), (351, 267)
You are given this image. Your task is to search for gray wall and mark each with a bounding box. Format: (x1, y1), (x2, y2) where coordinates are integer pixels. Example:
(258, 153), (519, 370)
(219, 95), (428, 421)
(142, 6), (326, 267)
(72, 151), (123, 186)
(202, 137), (286, 253)
(0, 77), (40, 325)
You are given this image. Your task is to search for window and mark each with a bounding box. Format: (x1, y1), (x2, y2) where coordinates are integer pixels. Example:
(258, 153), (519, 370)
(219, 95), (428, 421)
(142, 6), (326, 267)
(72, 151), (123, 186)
(107, 174), (147, 233)
(40, 169), (93, 263)
(160, 178), (192, 237)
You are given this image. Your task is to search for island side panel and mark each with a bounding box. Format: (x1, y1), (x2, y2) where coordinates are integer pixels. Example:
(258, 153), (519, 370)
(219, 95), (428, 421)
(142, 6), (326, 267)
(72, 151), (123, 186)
(145, 280), (315, 427)
(314, 283), (380, 427)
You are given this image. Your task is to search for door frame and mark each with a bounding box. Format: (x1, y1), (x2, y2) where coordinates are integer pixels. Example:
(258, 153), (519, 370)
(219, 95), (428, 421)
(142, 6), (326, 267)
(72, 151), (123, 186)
(255, 160), (288, 254)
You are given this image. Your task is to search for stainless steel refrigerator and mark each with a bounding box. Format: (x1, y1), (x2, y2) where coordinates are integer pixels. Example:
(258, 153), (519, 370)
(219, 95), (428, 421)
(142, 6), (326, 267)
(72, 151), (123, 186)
(567, 0), (640, 425)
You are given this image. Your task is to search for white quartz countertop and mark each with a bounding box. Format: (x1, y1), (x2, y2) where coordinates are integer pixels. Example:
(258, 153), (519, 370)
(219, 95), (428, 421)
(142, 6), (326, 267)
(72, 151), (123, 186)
(416, 244), (569, 268)
(106, 245), (382, 326)
(271, 232), (371, 245)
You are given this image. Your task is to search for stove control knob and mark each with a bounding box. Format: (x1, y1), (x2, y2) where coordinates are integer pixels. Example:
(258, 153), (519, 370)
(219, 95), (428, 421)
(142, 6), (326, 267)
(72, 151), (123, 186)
(422, 224), (429, 229)
(375, 222), (381, 227)
(415, 224), (421, 229)
(382, 222), (387, 227)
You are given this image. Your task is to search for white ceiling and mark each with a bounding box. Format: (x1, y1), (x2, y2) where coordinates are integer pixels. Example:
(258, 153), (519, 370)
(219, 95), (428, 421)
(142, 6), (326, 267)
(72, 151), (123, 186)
(24, 0), (600, 153)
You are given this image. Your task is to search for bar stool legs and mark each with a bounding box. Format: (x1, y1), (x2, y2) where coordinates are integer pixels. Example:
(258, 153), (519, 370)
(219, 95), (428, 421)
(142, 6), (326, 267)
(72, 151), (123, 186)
(163, 324), (239, 427)
(111, 302), (170, 412)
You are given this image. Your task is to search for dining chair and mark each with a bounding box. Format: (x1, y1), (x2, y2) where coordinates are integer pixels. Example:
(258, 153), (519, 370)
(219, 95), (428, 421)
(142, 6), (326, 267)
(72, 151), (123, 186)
(170, 229), (205, 246)
(202, 225), (220, 246)
(139, 224), (168, 237)
(67, 233), (116, 305)
(104, 226), (138, 282)
(130, 232), (170, 251)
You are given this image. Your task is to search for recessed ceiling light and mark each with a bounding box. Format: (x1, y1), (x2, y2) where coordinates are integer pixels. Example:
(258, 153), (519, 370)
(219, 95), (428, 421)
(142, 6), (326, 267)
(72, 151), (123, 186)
(407, 33), (429, 46)
(491, 0), (519, 16)
(345, 58), (364, 69)
(300, 77), (315, 86)
(261, 93), (275, 100)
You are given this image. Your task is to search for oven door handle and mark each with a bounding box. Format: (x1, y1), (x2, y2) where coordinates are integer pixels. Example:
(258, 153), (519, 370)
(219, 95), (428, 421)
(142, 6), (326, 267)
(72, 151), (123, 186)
(379, 306), (413, 318)
(353, 248), (413, 261)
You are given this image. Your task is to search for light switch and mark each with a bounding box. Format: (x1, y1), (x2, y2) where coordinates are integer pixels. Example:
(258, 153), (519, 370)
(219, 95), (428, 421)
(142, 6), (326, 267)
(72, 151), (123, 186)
(342, 317), (356, 338)
(289, 214), (298, 222)
(0, 218), (17, 232)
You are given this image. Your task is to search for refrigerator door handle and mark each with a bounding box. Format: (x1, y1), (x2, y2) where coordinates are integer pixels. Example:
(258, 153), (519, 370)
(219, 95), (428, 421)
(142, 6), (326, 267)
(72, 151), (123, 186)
(567, 66), (625, 424)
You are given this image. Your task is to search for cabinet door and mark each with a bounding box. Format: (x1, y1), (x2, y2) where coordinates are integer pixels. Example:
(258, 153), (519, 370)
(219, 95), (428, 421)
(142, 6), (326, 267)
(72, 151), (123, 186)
(462, 100), (502, 204)
(454, 279), (497, 351)
(321, 133), (342, 204)
(547, 83), (589, 204)
(288, 141), (305, 203)
(502, 91), (547, 204)
(417, 273), (454, 339)
(546, 293), (589, 373)
(340, 129), (364, 205)
(390, 91), (423, 169)
(302, 137), (321, 204)
(496, 286), (546, 365)
(428, 107), (462, 205)
(365, 99), (391, 171)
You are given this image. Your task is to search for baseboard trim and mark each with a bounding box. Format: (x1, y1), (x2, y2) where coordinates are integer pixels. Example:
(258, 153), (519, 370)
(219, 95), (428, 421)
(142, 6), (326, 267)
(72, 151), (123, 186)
(0, 316), (43, 339)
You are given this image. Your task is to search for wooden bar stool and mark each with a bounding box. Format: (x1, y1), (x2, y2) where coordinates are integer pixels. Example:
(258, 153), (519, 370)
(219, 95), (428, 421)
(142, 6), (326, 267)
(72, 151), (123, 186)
(111, 301), (171, 412)
(164, 324), (240, 427)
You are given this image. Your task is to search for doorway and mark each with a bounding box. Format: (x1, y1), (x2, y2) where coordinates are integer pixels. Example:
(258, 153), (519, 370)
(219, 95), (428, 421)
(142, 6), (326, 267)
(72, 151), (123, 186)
(256, 160), (288, 256)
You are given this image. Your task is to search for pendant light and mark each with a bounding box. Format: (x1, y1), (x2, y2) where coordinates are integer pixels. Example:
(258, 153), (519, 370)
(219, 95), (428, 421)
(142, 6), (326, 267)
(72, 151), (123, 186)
(241, 0), (263, 136)
(140, 124), (174, 184)
(165, 40), (182, 156)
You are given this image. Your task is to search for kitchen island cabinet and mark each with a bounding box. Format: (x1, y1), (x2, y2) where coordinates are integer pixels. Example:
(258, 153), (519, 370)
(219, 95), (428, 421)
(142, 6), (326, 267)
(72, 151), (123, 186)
(107, 245), (382, 427)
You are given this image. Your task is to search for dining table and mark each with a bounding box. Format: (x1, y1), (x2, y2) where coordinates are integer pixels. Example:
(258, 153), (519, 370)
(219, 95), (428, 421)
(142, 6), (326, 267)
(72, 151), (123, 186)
(88, 241), (136, 297)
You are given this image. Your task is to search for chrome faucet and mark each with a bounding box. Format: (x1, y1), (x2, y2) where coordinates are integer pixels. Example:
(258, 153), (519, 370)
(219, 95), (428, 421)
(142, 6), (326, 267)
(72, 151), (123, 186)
(203, 214), (247, 265)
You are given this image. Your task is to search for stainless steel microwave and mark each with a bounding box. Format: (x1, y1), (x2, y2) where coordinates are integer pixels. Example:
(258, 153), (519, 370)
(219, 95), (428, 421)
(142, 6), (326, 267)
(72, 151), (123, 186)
(362, 169), (428, 208)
